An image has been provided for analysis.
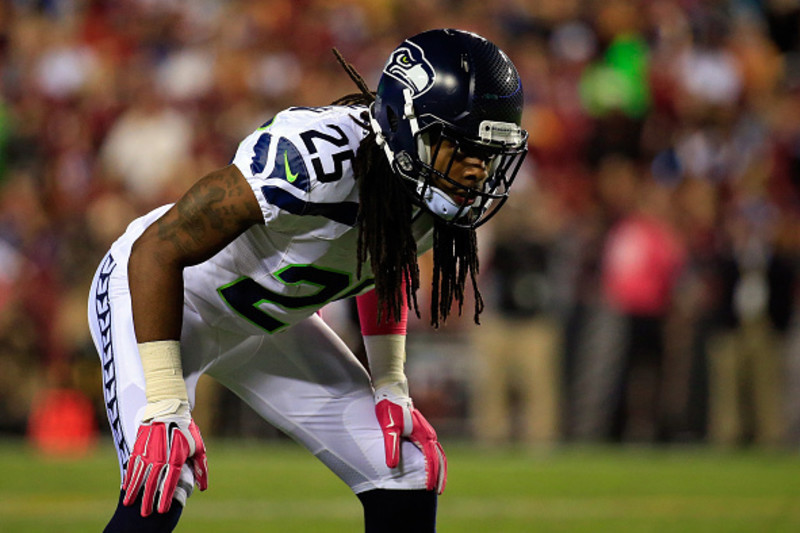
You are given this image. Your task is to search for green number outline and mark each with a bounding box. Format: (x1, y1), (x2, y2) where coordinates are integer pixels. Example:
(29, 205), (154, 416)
(217, 264), (372, 333)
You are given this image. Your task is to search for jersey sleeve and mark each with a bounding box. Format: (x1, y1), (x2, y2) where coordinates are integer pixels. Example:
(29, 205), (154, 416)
(230, 108), (367, 234)
(230, 123), (285, 226)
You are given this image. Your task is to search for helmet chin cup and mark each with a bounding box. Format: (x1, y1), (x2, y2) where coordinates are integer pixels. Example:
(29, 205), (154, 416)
(417, 181), (466, 222)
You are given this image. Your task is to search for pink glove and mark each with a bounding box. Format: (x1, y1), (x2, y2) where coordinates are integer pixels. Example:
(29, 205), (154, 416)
(374, 386), (447, 494)
(122, 418), (209, 516)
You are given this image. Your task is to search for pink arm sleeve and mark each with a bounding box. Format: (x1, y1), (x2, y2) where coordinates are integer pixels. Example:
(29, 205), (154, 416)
(356, 287), (408, 336)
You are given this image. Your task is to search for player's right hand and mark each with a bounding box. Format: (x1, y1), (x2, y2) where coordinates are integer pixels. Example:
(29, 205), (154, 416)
(374, 384), (447, 494)
(122, 402), (209, 517)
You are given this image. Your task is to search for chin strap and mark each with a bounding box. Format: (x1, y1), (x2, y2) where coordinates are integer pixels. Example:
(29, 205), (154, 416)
(416, 183), (463, 221)
(368, 88), (422, 172)
(401, 88), (421, 149)
(369, 102), (397, 167)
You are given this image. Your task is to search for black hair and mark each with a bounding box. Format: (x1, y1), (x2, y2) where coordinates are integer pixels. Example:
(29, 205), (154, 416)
(331, 50), (483, 327)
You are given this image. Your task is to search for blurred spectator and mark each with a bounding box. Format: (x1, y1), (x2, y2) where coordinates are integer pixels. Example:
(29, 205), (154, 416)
(470, 167), (563, 446)
(599, 177), (687, 442)
(566, 155), (683, 442)
(705, 191), (792, 448)
(98, 77), (193, 207)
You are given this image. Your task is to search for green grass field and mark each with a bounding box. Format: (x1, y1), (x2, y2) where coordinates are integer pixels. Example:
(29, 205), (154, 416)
(1, 438), (799, 532)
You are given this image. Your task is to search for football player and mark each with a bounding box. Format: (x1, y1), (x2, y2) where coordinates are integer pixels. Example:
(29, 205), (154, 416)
(88, 28), (527, 533)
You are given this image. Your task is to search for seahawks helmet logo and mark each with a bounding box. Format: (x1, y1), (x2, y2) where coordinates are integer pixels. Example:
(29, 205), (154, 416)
(383, 42), (435, 96)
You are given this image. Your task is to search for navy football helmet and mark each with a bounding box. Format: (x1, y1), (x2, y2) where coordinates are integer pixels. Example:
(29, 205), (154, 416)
(370, 29), (528, 228)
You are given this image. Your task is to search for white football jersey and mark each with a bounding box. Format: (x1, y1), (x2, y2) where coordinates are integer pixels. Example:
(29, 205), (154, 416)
(91, 105), (435, 494)
(174, 105), (431, 335)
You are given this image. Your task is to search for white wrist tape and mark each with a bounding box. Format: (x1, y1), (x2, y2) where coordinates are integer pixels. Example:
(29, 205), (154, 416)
(363, 334), (407, 391)
(138, 340), (189, 416)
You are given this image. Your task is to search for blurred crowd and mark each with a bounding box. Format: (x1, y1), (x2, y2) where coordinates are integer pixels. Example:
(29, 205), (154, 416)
(1, 0), (800, 450)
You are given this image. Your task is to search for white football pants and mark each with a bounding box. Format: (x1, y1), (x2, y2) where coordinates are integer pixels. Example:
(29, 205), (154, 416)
(87, 236), (427, 500)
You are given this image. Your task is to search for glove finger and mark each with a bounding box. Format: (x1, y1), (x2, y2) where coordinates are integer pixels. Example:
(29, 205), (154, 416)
(422, 440), (440, 492)
(122, 457), (146, 507)
(157, 464), (180, 514)
(416, 440), (447, 494)
(159, 428), (191, 510)
(191, 454), (209, 491)
(383, 425), (402, 468)
(409, 409), (437, 441)
(189, 421), (209, 491)
(121, 456), (136, 493)
(189, 421), (205, 455)
(122, 424), (151, 499)
(375, 400), (403, 468)
(408, 409), (446, 492)
(435, 441), (447, 494)
(408, 430), (438, 491)
(140, 463), (163, 517)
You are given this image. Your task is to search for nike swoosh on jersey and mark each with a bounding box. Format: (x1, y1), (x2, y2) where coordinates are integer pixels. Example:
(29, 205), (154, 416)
(284, 151), (299, 183)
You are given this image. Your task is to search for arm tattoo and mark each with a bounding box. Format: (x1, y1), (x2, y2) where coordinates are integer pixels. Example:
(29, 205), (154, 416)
(155, 166), (260, 262)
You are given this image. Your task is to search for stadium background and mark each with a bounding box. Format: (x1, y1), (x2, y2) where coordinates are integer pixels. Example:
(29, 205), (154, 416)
(1, 0), (800, 530)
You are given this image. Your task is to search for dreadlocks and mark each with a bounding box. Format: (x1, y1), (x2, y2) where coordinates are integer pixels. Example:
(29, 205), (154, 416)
(331, 49), (484, 328)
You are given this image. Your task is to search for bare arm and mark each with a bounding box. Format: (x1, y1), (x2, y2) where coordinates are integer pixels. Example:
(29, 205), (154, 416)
(128, 164), (263, 342)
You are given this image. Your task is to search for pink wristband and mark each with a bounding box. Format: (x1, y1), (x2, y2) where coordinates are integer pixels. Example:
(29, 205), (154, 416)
(356, 288), (408, 336)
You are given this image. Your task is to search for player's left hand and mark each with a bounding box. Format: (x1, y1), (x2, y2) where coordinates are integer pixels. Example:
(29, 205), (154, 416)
(122, 402), (209, 517)
(374, 383), (447, 494)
